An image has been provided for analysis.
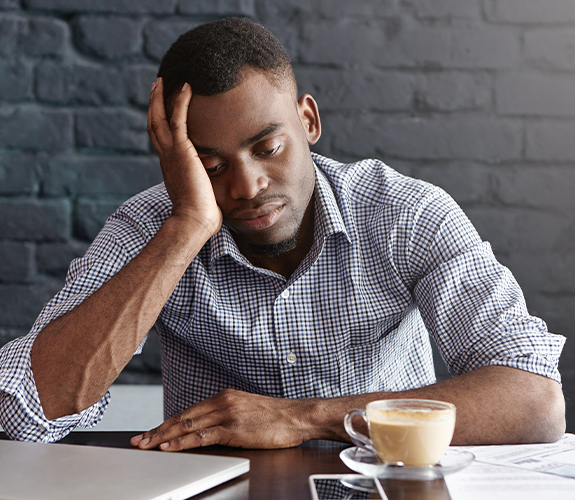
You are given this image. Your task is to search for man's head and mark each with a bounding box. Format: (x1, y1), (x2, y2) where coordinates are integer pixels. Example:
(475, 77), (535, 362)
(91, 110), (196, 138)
(158, 17), (297, 109)
(157, 18), (320, 273)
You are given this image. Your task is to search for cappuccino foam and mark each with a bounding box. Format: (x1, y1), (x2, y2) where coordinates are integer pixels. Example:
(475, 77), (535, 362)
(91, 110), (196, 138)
(367, 408), (455, 466)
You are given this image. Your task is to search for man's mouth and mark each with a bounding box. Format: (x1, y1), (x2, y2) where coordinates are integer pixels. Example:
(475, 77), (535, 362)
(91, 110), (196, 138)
(232, 203), (284, 231)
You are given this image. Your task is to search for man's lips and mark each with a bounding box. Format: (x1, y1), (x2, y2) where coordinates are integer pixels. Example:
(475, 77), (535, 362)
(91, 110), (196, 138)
(231, 203), (284, 230)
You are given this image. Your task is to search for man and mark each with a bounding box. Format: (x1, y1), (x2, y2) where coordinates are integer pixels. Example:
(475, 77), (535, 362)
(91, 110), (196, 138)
(0, 18), (565, 449)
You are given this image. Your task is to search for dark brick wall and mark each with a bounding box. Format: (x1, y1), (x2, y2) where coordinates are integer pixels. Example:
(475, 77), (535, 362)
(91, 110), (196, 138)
(1, 0), (574, 430)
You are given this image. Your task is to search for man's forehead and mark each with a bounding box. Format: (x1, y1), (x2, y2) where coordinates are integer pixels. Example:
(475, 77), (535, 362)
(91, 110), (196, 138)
(195, 71), (291, 104)
(184, 74), (296, 147)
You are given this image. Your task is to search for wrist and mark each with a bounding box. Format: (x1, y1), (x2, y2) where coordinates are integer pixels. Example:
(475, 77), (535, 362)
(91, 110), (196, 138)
(164, 211), (220, 243)
(157, 215), (216, 265)
(298, 398), (350, 442)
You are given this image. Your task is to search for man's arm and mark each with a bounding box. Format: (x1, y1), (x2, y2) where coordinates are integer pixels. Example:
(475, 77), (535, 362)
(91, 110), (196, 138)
(132, 365), (565, 451)
(31, 80), (222, 420)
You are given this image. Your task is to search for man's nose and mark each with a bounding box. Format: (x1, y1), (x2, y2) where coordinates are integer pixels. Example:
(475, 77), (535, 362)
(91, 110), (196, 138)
(228, 158), (268, 200)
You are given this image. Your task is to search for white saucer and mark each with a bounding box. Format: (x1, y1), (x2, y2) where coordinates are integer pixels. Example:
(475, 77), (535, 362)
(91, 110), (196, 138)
(340, 447), (474, 481)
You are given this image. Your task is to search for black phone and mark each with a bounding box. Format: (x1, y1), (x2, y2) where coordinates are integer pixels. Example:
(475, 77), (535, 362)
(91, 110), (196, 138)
(309, 474), (386, 500)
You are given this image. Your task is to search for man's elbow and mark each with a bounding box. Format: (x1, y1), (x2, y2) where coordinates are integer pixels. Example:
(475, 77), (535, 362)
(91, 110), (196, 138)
(527, 379), (565, 443)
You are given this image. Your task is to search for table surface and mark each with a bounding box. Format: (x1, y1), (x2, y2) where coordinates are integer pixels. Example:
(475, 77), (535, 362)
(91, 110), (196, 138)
(0, 431), (451, 500)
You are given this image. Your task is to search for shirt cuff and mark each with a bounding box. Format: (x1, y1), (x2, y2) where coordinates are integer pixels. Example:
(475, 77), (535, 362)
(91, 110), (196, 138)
(0, 334), (109, 442)
(458, 330), (566, 384)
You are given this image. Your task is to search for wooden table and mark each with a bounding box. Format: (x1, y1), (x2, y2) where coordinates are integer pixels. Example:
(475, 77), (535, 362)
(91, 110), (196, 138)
(0, 431), (451, 499)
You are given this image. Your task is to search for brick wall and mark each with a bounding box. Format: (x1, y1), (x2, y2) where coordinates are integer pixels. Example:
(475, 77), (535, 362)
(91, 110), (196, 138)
(1, 0), (574, 430)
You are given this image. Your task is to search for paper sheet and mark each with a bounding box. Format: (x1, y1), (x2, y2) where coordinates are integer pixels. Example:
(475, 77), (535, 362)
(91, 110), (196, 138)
(444, 433), (575, 499)
(445, 461), (574, 500)
(454, 433), (575, 478)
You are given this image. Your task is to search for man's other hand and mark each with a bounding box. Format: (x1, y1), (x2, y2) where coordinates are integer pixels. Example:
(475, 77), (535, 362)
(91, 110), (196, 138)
(130, 389), (316, 451)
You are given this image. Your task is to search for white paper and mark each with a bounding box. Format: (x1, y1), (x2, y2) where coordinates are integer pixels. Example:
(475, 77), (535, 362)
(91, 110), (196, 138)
(445, 461), (574, 500)
(444, 433), (575, 499)
(453, 433), (575, 478)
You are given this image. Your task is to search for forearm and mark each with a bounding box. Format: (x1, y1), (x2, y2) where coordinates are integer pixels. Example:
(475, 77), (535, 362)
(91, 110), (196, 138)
(130, 366), (564, 452)
(304, 366), (565, 445)
(31, 216), (212, 420)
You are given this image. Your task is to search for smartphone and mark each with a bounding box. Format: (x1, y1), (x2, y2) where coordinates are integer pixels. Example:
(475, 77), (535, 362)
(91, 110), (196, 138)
(309, 474), (387, 500)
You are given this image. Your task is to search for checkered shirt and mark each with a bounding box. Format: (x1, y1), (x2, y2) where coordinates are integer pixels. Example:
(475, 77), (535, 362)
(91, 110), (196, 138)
(0, 154), (565, 442)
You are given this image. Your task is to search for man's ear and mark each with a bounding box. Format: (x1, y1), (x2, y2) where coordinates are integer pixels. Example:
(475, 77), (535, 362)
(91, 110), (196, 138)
(297, 94), (321, 145)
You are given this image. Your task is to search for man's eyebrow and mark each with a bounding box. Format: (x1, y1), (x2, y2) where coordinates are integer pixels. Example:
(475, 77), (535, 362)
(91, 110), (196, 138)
(194, 145), (221, 155)
(193, 123), (282, 155)
(242, 123), (282, 147)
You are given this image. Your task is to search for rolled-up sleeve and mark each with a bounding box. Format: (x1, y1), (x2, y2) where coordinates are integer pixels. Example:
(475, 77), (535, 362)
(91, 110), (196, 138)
(0, 214), (150, 441)
(410, 192), (565, 383)
(0, 332), (109, 441)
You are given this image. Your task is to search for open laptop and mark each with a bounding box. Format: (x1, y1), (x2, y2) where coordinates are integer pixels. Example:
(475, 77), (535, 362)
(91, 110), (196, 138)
(0, 439), (249, 500)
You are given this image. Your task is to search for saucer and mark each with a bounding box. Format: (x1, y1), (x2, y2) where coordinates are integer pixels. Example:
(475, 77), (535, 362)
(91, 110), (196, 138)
(340, 447), (474, 481)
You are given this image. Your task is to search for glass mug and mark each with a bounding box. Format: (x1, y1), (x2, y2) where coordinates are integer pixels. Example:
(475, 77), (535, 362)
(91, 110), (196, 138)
(344, 399), (456, 467)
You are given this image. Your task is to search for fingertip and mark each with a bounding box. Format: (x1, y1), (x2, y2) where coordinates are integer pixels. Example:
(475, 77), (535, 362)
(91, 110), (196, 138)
(182, 82), (191, 93)
(160, 442), (170, 451)
(131, 434), (143, 445)
(139, 437), (151, 448)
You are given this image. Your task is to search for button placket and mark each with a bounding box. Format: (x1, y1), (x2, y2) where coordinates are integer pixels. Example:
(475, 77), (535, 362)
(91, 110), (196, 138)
(275, 287), (297, 370)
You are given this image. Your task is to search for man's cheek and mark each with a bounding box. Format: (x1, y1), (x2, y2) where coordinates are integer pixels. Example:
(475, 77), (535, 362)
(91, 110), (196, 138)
(211, 187), (230, 215)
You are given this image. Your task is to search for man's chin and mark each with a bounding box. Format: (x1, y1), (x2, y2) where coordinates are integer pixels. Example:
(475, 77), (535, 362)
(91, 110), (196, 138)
(247, 231), (299, 258)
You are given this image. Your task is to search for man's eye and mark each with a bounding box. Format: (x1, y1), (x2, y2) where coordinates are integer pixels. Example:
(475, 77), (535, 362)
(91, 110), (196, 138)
(205, 163), (225, 174)
(257, 145), (280, 157)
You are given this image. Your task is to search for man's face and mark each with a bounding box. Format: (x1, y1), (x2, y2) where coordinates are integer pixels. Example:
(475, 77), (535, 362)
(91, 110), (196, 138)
(186, 70), (321, 257)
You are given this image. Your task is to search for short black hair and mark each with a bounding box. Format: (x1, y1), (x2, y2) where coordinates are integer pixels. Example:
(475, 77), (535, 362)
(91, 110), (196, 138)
(158, 17), (296, 102)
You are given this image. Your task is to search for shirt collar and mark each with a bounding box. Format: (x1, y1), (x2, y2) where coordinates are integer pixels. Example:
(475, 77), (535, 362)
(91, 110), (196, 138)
(208, 156), (351, 266)
(312, 162), (351, 244)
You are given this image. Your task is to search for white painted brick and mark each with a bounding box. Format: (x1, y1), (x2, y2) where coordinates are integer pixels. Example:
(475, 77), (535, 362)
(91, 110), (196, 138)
(526, 120), (575, 161)
(75, 15), (143, 59)
(411, 162), (492, 204)
(524, 29), (575, 70)
(316, 0), (400, 17)
(302, 18), (520, 69)
(294, 66), (414, 111)
(493, 165), (575, 210)
(406, 0), (480, 19)
(496, 71), (575, 116)
(259, 0), (401, 18)
(329, 113), (522, 161)
(178, 0), (255, 16)
(465, 206), (572, 254)
(528, 295), (575, 339)
(0, 154), (38, 195)
(501, 253), (575, 296)
(0, 242), (34, 282)
(484, 0), (575, 24)
(143, 18), (204, 61)
(414, 71), (492, 111)
(448, 22), (521, 69)
(24, 0), (177, 14)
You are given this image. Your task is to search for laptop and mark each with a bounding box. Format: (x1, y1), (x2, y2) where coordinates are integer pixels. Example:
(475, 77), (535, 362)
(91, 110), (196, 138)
(0, 439), (249, 500)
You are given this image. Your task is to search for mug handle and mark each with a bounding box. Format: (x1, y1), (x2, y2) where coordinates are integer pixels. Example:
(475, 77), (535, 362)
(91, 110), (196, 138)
(344, 408), (378, 455)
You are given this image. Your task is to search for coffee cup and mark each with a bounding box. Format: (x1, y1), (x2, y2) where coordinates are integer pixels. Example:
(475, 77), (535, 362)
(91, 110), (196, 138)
(344, 399), (456, 467)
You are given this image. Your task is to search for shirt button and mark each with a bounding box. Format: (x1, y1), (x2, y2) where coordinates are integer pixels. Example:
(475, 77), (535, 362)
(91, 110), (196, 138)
(286, 352), (297, 365)
(280, 289), (290, 299)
